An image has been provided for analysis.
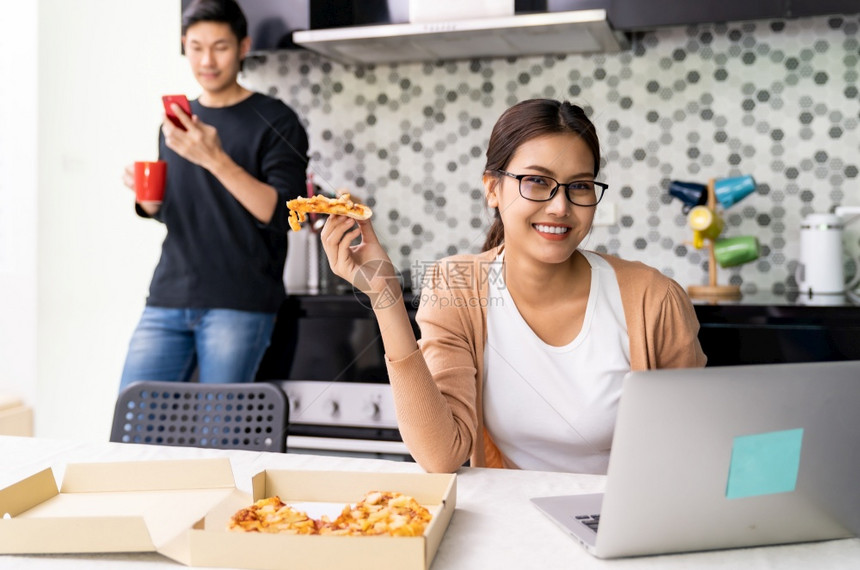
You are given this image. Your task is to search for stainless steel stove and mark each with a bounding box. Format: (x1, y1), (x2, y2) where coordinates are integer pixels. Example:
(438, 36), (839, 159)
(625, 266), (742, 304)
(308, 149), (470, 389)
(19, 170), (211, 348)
(277, 380), (409, 460)
(257, 292), (419, 461)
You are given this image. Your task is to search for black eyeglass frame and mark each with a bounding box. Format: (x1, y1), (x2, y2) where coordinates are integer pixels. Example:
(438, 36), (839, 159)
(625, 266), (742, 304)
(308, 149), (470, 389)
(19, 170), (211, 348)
(492, 170), (608, 207)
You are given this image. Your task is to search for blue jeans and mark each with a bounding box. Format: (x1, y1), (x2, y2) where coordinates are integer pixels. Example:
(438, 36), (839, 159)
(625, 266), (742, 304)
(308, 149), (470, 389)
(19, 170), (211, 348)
(119, 307), (276, 391)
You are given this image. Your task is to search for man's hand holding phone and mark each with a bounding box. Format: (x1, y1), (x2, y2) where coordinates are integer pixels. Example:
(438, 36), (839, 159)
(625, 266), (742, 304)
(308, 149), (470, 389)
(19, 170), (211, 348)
(162, 94), (192, 130)
(161, 94), (228, 174)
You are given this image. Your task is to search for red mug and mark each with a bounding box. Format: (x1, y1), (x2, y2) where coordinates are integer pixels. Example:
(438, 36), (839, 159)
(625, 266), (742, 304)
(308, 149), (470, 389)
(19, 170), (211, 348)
(134, 160), (166, 204)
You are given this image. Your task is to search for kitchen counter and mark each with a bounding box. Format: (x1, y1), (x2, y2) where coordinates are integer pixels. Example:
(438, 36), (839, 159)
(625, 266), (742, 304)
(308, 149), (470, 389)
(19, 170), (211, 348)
(288, 288), (860, 311)
(692, 292), (860, 366)
(257, 289), (860, 377)
(693, 289), (859, 306)
(694, 291), (860, 327)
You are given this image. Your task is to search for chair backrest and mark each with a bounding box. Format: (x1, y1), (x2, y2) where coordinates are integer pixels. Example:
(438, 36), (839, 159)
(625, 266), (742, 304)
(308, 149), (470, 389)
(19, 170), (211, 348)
(110, 381), (288, 452)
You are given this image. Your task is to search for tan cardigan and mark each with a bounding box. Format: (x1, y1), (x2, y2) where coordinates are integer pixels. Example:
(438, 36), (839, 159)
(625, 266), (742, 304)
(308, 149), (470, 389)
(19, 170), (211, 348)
(386, 246), (707, 472)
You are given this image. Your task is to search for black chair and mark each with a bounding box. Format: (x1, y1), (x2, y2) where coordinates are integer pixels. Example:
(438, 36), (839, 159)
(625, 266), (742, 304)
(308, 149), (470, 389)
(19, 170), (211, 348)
(110, 380), (288, 452)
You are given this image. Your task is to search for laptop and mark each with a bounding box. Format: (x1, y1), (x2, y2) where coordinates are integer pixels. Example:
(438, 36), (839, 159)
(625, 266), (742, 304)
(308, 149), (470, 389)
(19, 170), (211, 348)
(531, 360), (860, 558)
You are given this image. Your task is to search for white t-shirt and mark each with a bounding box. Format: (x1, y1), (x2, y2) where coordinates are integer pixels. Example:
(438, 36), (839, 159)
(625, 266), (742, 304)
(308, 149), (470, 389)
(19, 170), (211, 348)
(482, 250), (630, 474)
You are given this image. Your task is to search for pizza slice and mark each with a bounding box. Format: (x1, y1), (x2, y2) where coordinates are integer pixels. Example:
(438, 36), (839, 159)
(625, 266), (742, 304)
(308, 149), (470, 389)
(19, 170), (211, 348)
(227, 491), (433, 537)
(321, 491), (432, 537)
(287, 193), (373, 231)
(228, 496), (318, 534)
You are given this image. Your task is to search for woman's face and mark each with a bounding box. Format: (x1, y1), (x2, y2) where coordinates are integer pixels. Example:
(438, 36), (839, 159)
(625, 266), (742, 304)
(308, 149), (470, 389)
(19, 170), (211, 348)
(484, 132), (597, 266)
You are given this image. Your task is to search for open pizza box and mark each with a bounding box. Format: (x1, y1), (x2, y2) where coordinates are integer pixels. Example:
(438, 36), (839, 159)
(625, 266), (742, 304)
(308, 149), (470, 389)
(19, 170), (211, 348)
(162, 469), (457, 570)
(0, 460), (457, 570)
(0, 458), (236, 555)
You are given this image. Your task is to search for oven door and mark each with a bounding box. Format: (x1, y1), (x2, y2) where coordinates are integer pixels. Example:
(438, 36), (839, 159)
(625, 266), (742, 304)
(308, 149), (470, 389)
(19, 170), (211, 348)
(257, 293), (419, 461)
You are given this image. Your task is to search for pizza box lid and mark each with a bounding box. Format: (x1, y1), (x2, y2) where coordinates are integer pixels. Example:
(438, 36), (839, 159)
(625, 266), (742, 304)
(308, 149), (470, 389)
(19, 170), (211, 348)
(0, 403), (33, 436)
(0, 458), (236, 555)
(160, 469), (457, 570)
(0, 392), (23, 412)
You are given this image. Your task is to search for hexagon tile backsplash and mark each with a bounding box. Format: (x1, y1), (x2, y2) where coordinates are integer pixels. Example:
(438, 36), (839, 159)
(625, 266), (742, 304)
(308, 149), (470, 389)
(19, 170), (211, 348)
(243, 14), (859, 296)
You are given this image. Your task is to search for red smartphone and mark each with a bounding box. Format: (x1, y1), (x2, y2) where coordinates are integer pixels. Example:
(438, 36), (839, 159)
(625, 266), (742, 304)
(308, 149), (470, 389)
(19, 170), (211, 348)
(162, 94), (191, 130)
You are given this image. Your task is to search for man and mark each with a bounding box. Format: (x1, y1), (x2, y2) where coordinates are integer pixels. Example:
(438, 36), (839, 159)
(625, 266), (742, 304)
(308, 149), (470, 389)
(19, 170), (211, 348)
(119, 0), (308, 389)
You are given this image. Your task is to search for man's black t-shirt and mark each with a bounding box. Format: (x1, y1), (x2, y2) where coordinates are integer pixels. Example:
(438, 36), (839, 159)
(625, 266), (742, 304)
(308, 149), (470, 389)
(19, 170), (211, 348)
(143, 92), (309, 312)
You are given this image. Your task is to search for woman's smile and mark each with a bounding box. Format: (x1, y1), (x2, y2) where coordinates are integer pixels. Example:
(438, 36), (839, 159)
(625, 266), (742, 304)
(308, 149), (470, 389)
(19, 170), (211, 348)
(533, 223), (572, 239)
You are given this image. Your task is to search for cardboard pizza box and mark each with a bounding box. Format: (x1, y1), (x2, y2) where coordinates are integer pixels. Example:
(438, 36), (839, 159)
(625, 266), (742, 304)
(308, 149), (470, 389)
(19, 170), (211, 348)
(0, 392), (33, 436)
(0, 458), (236, 555)
(161, 469), (457, 570)
(0, 392), (22, 410)
(0, 461), (456, 570)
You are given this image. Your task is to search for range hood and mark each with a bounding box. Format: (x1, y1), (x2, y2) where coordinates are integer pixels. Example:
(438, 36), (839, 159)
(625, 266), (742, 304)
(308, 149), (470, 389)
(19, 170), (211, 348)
(292, 10), (629, 66)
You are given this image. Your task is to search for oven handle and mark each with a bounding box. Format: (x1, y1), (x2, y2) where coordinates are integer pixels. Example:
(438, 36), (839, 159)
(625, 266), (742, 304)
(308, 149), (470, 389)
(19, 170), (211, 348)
(288, 435), (411, 455)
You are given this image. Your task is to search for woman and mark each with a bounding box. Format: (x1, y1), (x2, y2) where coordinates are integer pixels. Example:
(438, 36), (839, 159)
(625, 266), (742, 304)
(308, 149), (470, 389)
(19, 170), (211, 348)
(321, 99), (706, 474)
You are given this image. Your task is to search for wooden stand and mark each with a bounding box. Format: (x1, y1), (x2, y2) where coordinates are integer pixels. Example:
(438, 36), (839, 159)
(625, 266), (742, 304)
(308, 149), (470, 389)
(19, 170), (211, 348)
(687, 179), (742, 301)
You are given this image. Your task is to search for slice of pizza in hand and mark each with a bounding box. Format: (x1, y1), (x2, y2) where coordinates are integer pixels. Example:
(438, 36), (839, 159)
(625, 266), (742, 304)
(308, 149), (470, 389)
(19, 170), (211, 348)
(287, 193), (373, 231)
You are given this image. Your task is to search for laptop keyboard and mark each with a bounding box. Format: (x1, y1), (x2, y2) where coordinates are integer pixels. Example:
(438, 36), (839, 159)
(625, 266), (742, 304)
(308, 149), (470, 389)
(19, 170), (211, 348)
(575, 513), (600, 533)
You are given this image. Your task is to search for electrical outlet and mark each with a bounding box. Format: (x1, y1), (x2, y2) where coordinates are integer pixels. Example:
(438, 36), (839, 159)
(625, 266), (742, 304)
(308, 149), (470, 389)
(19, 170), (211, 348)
(593, 201), (617, 226)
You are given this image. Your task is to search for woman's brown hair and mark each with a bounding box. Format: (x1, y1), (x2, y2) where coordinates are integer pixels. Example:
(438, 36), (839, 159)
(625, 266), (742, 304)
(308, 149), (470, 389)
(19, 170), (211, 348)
(481, 99), (601, 252)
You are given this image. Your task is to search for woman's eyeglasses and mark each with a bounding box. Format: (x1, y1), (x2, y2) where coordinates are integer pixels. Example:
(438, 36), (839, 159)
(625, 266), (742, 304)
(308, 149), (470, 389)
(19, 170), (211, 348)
(492, 170), (608, 207)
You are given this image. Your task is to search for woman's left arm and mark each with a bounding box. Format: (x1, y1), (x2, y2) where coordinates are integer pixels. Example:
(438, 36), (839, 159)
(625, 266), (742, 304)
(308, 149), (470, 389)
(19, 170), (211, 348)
(653, 280), (708, 368)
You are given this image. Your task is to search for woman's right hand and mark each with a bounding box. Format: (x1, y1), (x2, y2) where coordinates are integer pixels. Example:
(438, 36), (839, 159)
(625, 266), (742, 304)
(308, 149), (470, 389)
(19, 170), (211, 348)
(320, 214), (400, 302)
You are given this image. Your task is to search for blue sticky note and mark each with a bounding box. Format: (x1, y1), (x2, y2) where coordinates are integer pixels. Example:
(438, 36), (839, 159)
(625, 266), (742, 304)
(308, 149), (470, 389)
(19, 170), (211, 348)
(725, 428), (804, 500)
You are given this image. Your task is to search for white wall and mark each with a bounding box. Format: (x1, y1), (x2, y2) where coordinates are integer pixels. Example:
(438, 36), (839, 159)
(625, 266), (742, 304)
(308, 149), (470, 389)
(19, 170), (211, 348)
(30, 0), (197, 439)
(0, 2), (38, 406)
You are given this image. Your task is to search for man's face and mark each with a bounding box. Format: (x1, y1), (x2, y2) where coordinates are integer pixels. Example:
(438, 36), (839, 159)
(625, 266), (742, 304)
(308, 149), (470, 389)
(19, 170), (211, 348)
(182, 21), (250, 95)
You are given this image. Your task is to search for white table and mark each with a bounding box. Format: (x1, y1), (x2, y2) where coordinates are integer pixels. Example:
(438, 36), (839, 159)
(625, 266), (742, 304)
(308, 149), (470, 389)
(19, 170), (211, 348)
(1, 436), (858, 569)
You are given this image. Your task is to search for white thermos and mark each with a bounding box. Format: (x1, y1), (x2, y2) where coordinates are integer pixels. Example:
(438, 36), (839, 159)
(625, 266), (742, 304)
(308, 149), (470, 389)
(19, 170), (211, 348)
(798, 213), (845, 295)
(284, 229), (311, 293)
(798, 208), (860, 297)
(284, 176), (321, 294)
